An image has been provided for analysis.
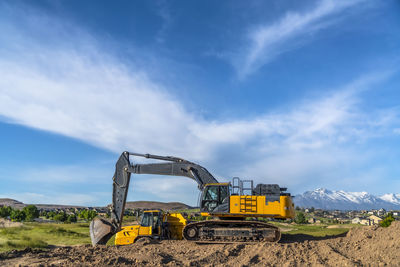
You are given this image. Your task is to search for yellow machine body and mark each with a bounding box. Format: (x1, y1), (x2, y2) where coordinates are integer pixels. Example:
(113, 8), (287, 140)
(115, 210), (187, 245)
(200, 183), (295, 219)
(228, 195), (294, 218)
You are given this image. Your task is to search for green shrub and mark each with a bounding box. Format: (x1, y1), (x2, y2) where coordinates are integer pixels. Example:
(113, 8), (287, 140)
(66, 214), (77, 223)
(22, 205), (39, 222)
(46, 211), (56, 219)
(10, 209), (26, 222)
(0, 206), (13, 218)
(53, 212), (67, 222)
(78, 210), (97, 222)
(294, 212), (307, 224)
(380, 213), (395, 227)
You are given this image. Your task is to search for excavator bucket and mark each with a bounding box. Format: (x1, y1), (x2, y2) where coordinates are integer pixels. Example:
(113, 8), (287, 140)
(90, 217), (116, 246)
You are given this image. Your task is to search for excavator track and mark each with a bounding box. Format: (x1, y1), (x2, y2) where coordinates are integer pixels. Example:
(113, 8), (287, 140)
(183, 220), (281, 243)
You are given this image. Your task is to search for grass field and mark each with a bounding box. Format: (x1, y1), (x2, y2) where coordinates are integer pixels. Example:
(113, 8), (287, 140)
(285, 224), (358, 236)
(0, 222), (91, 252)
(0, 219), (362, 253)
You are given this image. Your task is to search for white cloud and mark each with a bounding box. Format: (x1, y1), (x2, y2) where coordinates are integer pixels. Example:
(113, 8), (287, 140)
(234, 0), (364, 78)
(0, 4), (398, 204)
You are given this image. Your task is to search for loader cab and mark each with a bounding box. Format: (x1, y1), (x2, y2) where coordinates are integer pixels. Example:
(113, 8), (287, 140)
(115, 210), (163, 245)
(200, 183), (230, 213)
(139, 210), (162, 236)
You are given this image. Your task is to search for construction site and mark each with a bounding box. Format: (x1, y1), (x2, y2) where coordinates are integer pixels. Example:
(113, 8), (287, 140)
(1, 221), (399, 266)
(1, 151), (400, 266)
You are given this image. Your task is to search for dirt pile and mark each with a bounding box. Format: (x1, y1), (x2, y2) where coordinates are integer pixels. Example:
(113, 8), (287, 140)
(339, 221), (400, 264)
(1, 222), (399, 266)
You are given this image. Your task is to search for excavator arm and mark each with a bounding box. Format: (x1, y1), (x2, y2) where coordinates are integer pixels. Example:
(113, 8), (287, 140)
(90, 151), (218, 246)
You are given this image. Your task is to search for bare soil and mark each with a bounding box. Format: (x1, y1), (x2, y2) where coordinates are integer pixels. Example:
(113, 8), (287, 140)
(1, 222), (399, 266)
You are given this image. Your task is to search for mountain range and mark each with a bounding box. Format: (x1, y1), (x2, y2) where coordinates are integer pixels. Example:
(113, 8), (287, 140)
(294, 188), (400, 210)
(3, 189), (400, 211)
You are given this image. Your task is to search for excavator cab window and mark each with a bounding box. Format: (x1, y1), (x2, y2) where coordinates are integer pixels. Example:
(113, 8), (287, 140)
(204, 186), (219, 201)
(201, 184), (230, 212)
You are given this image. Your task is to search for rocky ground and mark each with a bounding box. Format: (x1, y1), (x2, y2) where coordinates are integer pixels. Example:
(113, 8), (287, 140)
(1, 222), (399, 266)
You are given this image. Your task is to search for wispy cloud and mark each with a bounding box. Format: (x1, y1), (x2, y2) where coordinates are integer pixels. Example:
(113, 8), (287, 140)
(155, 0), (173, 43)
(0, 3), (398, 204)
(233, 0), (364, 78)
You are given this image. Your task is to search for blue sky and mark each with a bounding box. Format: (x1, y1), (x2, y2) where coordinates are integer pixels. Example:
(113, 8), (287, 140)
(0, 0), (400, 206)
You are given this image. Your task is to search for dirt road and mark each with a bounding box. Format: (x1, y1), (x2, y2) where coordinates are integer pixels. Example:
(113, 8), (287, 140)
(1, 222), (399, 266)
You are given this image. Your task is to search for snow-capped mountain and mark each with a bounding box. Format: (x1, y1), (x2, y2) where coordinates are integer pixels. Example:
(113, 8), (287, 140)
(379, 193), (400, 205)
(294, 188), (400, 210)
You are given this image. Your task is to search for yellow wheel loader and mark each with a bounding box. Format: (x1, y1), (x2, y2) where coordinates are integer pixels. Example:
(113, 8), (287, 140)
(90, 151), (295, 246)
(115, 210), (187, 245)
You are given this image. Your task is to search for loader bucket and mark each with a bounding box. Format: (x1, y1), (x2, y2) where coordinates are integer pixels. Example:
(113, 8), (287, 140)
(90, 217), (116, 246)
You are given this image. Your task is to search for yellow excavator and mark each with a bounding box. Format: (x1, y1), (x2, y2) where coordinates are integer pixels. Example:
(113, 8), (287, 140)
(90, 151), (294, 246)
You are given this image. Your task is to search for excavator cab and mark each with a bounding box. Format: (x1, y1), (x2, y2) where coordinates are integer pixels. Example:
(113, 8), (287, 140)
(200, 183), (230, 213)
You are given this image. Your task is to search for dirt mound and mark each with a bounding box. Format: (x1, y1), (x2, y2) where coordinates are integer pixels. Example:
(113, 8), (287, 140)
(336, 221), (400, 264)
(1, 222), (399, 266)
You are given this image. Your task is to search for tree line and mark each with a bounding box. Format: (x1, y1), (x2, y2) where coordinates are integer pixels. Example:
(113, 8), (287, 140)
(0, 205), (97, 223)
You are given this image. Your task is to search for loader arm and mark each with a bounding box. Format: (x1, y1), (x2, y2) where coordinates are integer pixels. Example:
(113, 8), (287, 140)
(90, 151), (218, 245)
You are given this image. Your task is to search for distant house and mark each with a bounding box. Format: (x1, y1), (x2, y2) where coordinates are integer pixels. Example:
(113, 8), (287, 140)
(369, 215), (382, 225)
(377, 208), (386, 217)
(393, 212), (399, 216)
(307, 218), (321, 224)
(336, 218), (350, 224)
(360, 218), (372, 226)
(352, 217), (361, 224)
